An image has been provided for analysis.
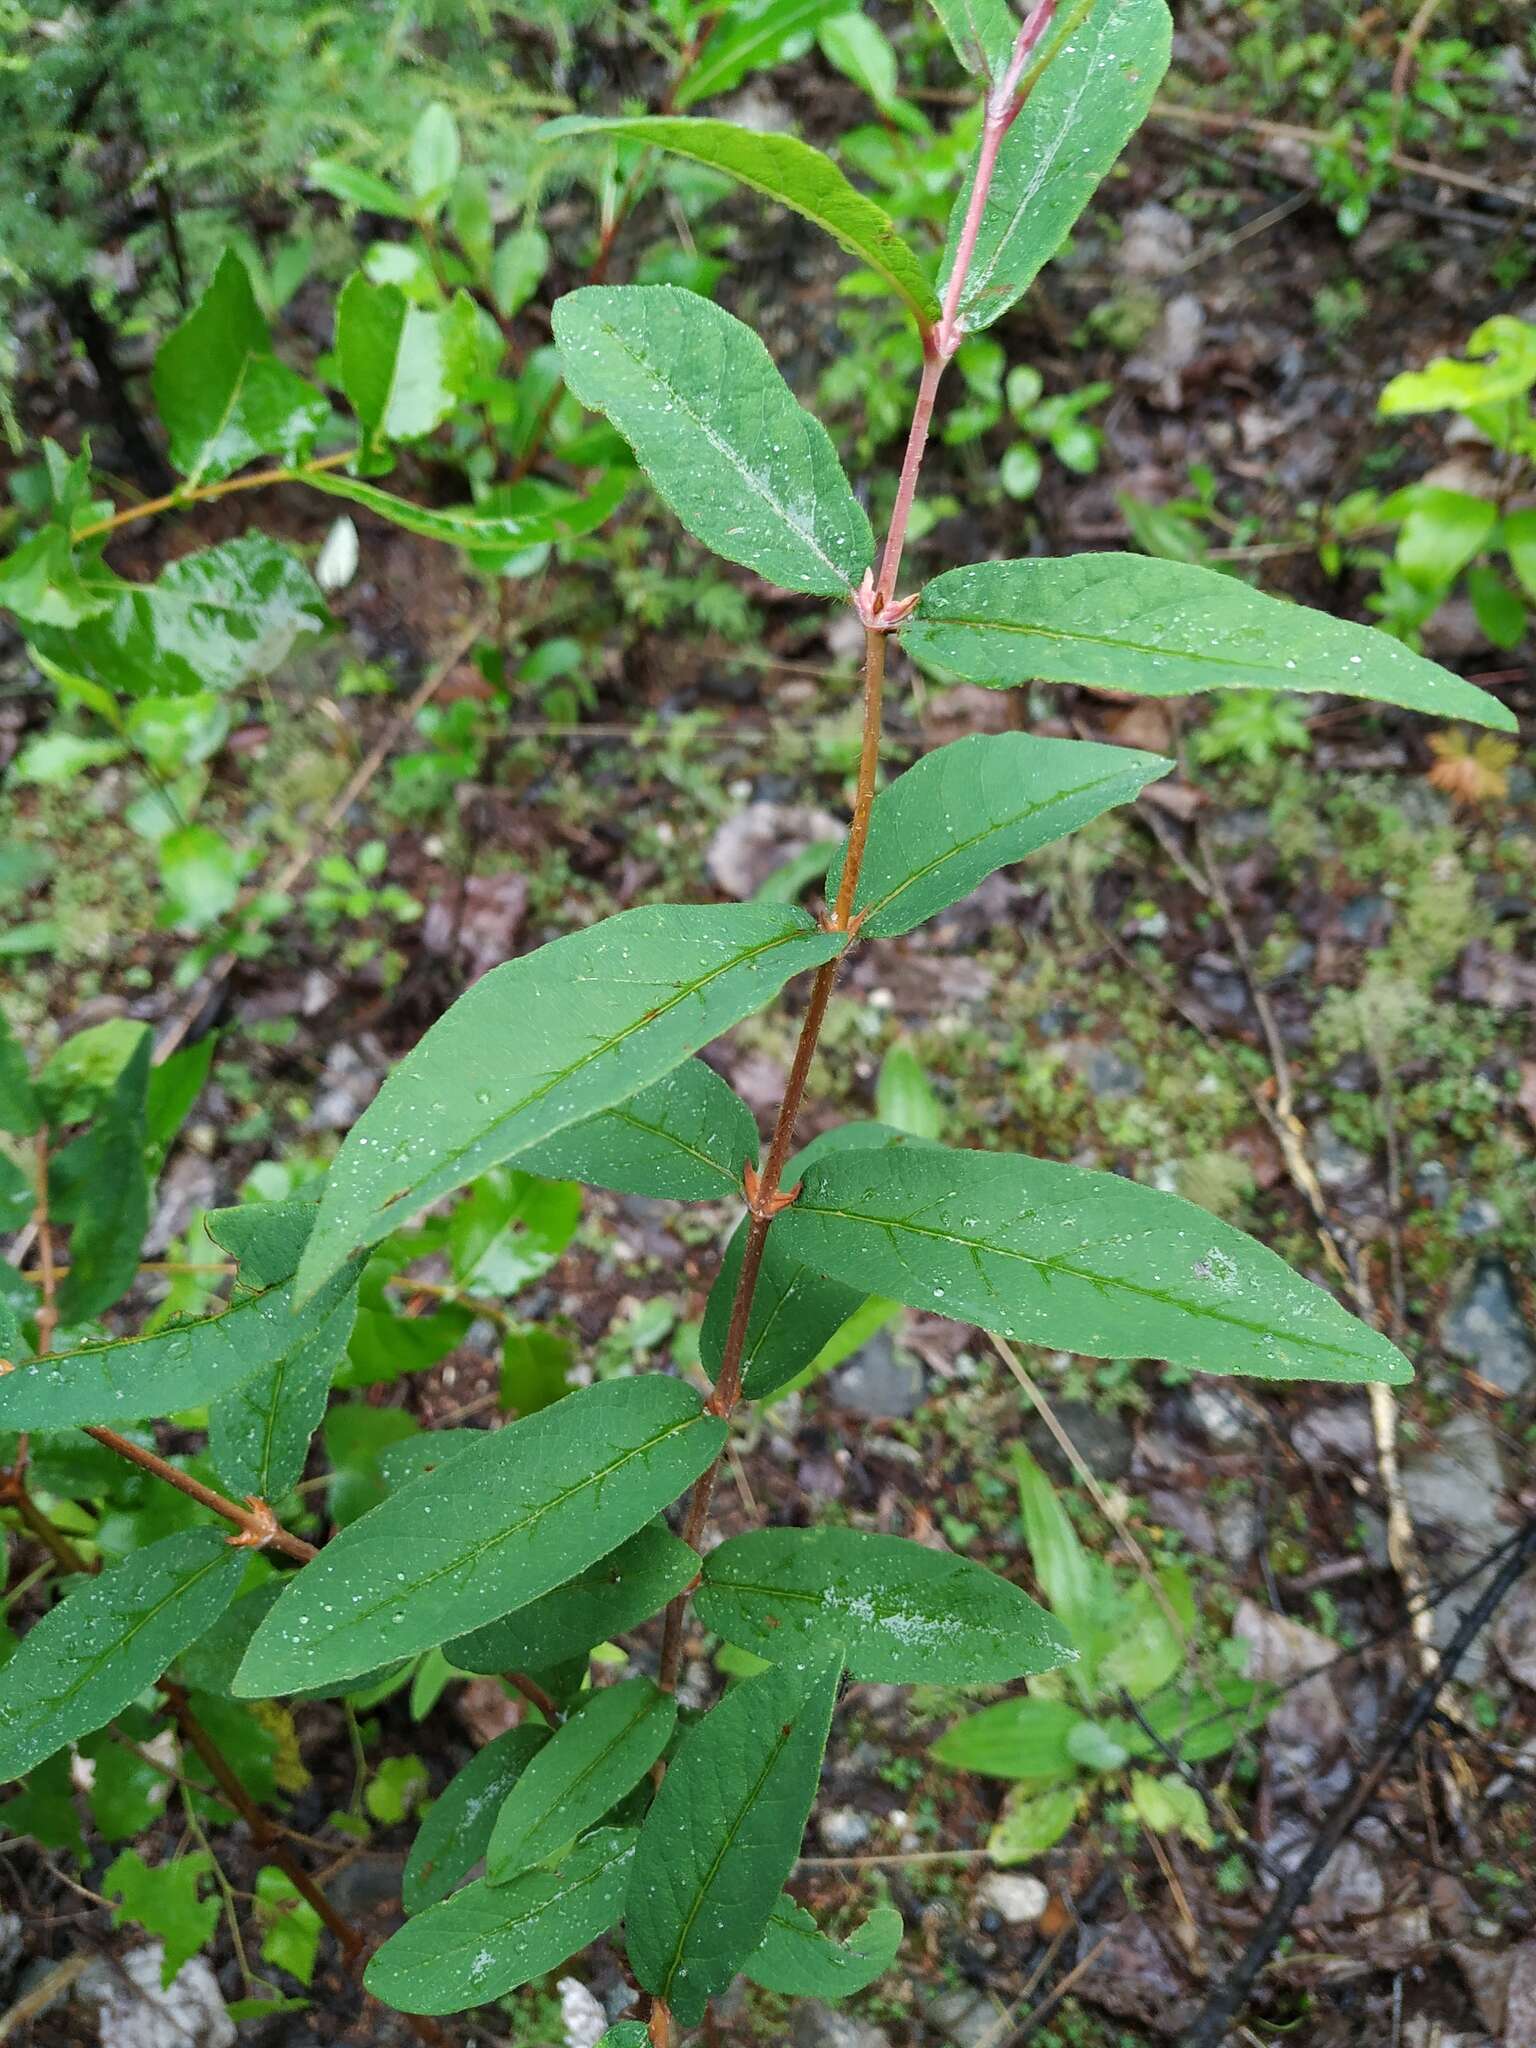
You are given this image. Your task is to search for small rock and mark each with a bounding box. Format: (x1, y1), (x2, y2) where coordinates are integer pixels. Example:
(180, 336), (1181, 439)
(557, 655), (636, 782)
(1493, 1572), (1536, 1692)
(0, 1915), (22, 1996)
(828, 1331), (926, 1419)
(1401, 1412), (1508, 1684)
(1291, 1402), (1374, 1469)
(818, 1806), (872, 1852)
(1416, 1160), (1452, 1209)
(1023, 1398), (1132, 1481)
(1305, 1838), (1386, 1922)
(421, 869), (528, 981)
(1441, 1261), (1535, 1393)
(706, 802), (842, 900)
(923, 1986), (1007, 2048)
(1076, 1913), (1197, 2032)
(559, 1976), (609, 2048)
(77, 1946), (235, 2048)
(791, 2003), (892, 2048)
(1119, 201), (1194, 277)
(1187, 1383), (1260, 1449)
(1125, 291), (1205, 407)
(1234, 1598), (1346, 1775)
(1504, 1942), (1536, 2045)
(1456, 1196), (1502, 1238)
(1313, 1120), (1372, 1192)
(1061, 1038), (1144, 1098)
(1217, 1497), (1264, 1567)
(1454, 1943), (1517, 2034)
(980, 1873), (1049, 1924)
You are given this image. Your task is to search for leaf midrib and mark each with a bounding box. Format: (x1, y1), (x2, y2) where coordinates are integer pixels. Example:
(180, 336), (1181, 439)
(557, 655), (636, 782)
(913, 600), (1290, 676)
(495, 1689), (667, 1868)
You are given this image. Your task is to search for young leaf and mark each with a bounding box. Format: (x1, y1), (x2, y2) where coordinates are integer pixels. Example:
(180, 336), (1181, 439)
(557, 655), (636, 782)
(486, 1678), (676, 1882)
(988, 1783), (1084, 1862)
(308, 159), (416, 219)
(876, 1043), (944, 1141)
(697, 1527), (1073, 1683)
(403, 1727), (548, 1913)
(676, 0), (851, 105)
(939, 0), (1172, 332)
(778, 1142), (1413, 1385)
(336, 275), (477, 444)
(234, 1378), (727, 1695)
(363, 1827), (636, 2014)
(206, 1285), (358, 1499)
(55, 1028), (150, 1324)
(827, 733), (1169, 939)
(746, 1896), (903, 1998)
(295, 903), (840, 1298)
(552, 285), (873, 597)
(626, 1650), (843, 2024)
(904, 555), (1516, 730)
(1013, 1448), (1099, 1654)
(103, 1849), (220, 1988)
(0, 1007), (39, 1136)
(152, 251), (330, 483)
(541, 118), (939, 329)
(304, 469), (629, 552)
(0, 1530), (245, 1781)
(931, 1694), (1086, 1780)
(518, 1059), (759, 1202)
(926, 0), (1018, 79)
(28, 537), (330, 701)
(701, 1217), (866, 1402)
(407, 102), (461, 210)
(444, 1521), (699, 1675)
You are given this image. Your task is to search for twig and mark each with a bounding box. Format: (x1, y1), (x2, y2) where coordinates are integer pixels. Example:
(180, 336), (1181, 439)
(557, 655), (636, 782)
(0, 1953), (92, 2041)
(1391, 0), (1446, 102)
(80, 1427), (318, 1564)
(1004, 1933), (1112, 2046)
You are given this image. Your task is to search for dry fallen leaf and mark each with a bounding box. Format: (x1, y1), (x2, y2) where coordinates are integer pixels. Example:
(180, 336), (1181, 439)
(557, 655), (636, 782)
(1426, 727), (1518, 805)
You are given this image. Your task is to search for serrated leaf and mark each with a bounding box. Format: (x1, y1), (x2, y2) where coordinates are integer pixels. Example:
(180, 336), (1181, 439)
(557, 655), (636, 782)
(365, 1827), (635, 2014)
(626, 1649), (842, 2024)
(779, 1142), (1412, 1384)
(296, 903), (840, 1299)
(677, 0), (851, 104)
(336, 275), (477, 444)
(207, 1283), (357, 1499)
(746, 1896), (902, 1997)
(553, 285), (872, 597)
(904, 555), (1516, 731)
(939, 0), (1172, 332)
(403, 1728), (548, 1913)
(828, 732), (1169, 939)
(29, 536), (330, 701)
(926, 0), (1018, 77)
(699, 1527), (1072, 1683)
(303, 467), (629, 552)
(542, 118), (938, 329)
(235, 1378), (726, 1695)
(487, 1678), (676, 1882)
(0, 1531), (245, 1781)
(53, 1028), (150, 1324)
(152, 252), (330, 483)
(0, 525), (113, 629)
(445, 1521), (699, 1675)
(103, 1849), (220, 1987)
(518, 1060), (758, 1201)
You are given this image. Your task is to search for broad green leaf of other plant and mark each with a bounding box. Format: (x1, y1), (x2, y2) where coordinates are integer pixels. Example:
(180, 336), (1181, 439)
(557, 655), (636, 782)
(746, 1896), (903, 1998)
(445, 1522), (699, 1675)
(627, 1649), (843, 2025)
(402, 1727), (548, 1913)
(29, 537), (330, 701)
(925, 0), (1018, 78)
(0, 525), (113, 630)
(596, 2028), (650, 2048)
(518, 1060), (758, 1202)
(697, 1527), (1074, 1683)
(827, 732), (1170, 939)
(904, 555), (1516, 730)
(541, 118), (939, 330)
(295, 903), (841, 1298)
(152, 251), (330, 483)
(552, 286), (873, 597)
(304, 470), (630, 554)
(364, 1828), (636, 2015)
(0, 1530), (245, 1781)
(1378, 315), (1536, 416)
(235, 1378), (726, 1694)
(676, 0), (852, 106)
(486, 1678), (676, 1882)
(939, 0), (1173, 331)
(779, 1143), (1412, 1384)
(103, 1848), (220, 1988)
(336, 275), (479, 446)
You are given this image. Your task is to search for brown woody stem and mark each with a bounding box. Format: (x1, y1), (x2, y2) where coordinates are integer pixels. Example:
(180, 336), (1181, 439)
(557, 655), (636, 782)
(81, 1426), (319, 1563)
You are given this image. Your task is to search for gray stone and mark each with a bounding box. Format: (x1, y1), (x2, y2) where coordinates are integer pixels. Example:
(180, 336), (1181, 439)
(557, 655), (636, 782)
(1291, 1401), (1373, 1469)
(923, 1986), (1008, 2048)
(980, 1873), (1049, 1924)
(791, 2003), (892, 2048)
(1234, 1598), (1346, 1776)
(818, 1806), (872, 1852)
(1456, 1197), (1502, 1238)
(1401, 1412), (1509, 1683)
(1492, 1571), (1536, 1692)
(1187, 1382), (1261, 1449)
(1441, 1261), (1535, 1393)
(1023, 1398), (1133, 1482)
(828, 1331), (926, 1418)
(1313, 1120), (1372, 1192)
(1217, 1497), (1265, 1567)
(78, 1946), (235, 2048)
(1118, 201), (1194, 277)
(1061, 1038), (1144, 1098)
(706, 802), (842, 900)
(0, 1913), (23, 1995)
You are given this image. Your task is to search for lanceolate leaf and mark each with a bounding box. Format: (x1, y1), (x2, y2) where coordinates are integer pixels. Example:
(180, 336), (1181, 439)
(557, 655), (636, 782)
(403, 1728), (548, 1913)
(701, 1217), (865, 1402)
(552, 286), (873, 598)
(697, 1527), (1074, 1683)
(627, 1650), (843, 2024)
(487, 1679), (676, 1882)
(905, 556), (1516, 730)
(518, 1060), (759, 1202)
(827, 733), (1170, 939)
(153, 251), (330, 483)
(444, 1522), (699, 1675)
(304, 469), (630, 553)
(29, 537), (330, 701)
(542, 119), (939, 329)
(746, 1896), (903, 1998)
(779, 1143), (1412, 1384)
(364, 1828), (636, 2015)
(55, 1029), (151, 1324)
(0, 1531), (245, 1781)
(207, 1285), (358, 1499)
(235, 1379), (726, 1695)
(676, 0), (851, 105)
(296, 904), (840, 1298)
(926, 0), (1018, 78)
(939, 0), (1172, 331)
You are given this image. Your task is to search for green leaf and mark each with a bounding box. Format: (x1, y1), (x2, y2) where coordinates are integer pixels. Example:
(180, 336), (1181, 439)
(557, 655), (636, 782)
(1391, 487), (1498, 592)
(0, 1531), (244, 1781)
(553, 285), (873, 597)
(336, 276), (477, 444)
(407, 102), (461, 209)
(153, 251), (330, 483)
(207, 1283), (357, 1499)
(0, 525), (112, 629)
(304, 467), (630, 552)
(746, 1896), (903, 1998)
(1013, 1448), (1099, 1656)
(403, 1728), (548, 1913)
(925, 0), (1019, 78)
(904, 555), (1516, 731)
(518, 1060), (758, 1202)
(778, 1141), (1412, 1384)
(487, 1678), (676, 1882)
(626, 1649), (842, 2025)
(597, 2029), (650, 2048)
(542, 119), (938, 329)
(677, 0), (851, 104)
(939, 0), (1172, 332)
(55, 1028), (151, 1323)
(296, 903), (840, 1299)
(491, 226), (551, 318)
(365, 1827), (636, 2014)
(255, 1866), (324, 1986)
(29, 536), (330, 701)
(445, 1521), (699, 1675)
(697, 1527), (1073, 1683)
(3, 1751), (86, 1857)
(875, 1043), (944, 1141)
(0, 1008), (40, 1136)
(173, 1581), (285, 1696)
(988, 1782), (1084, 1862)
(829, 733), (1168, 940)
(103, 1849), (220, 1988)
(235, 1377), (726, 1695)
(701, 1217), (865, 1402)
(308, 158), (416, 220)
(1378, 315), (1536, 415)
(1503, 508), (1536, 602)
